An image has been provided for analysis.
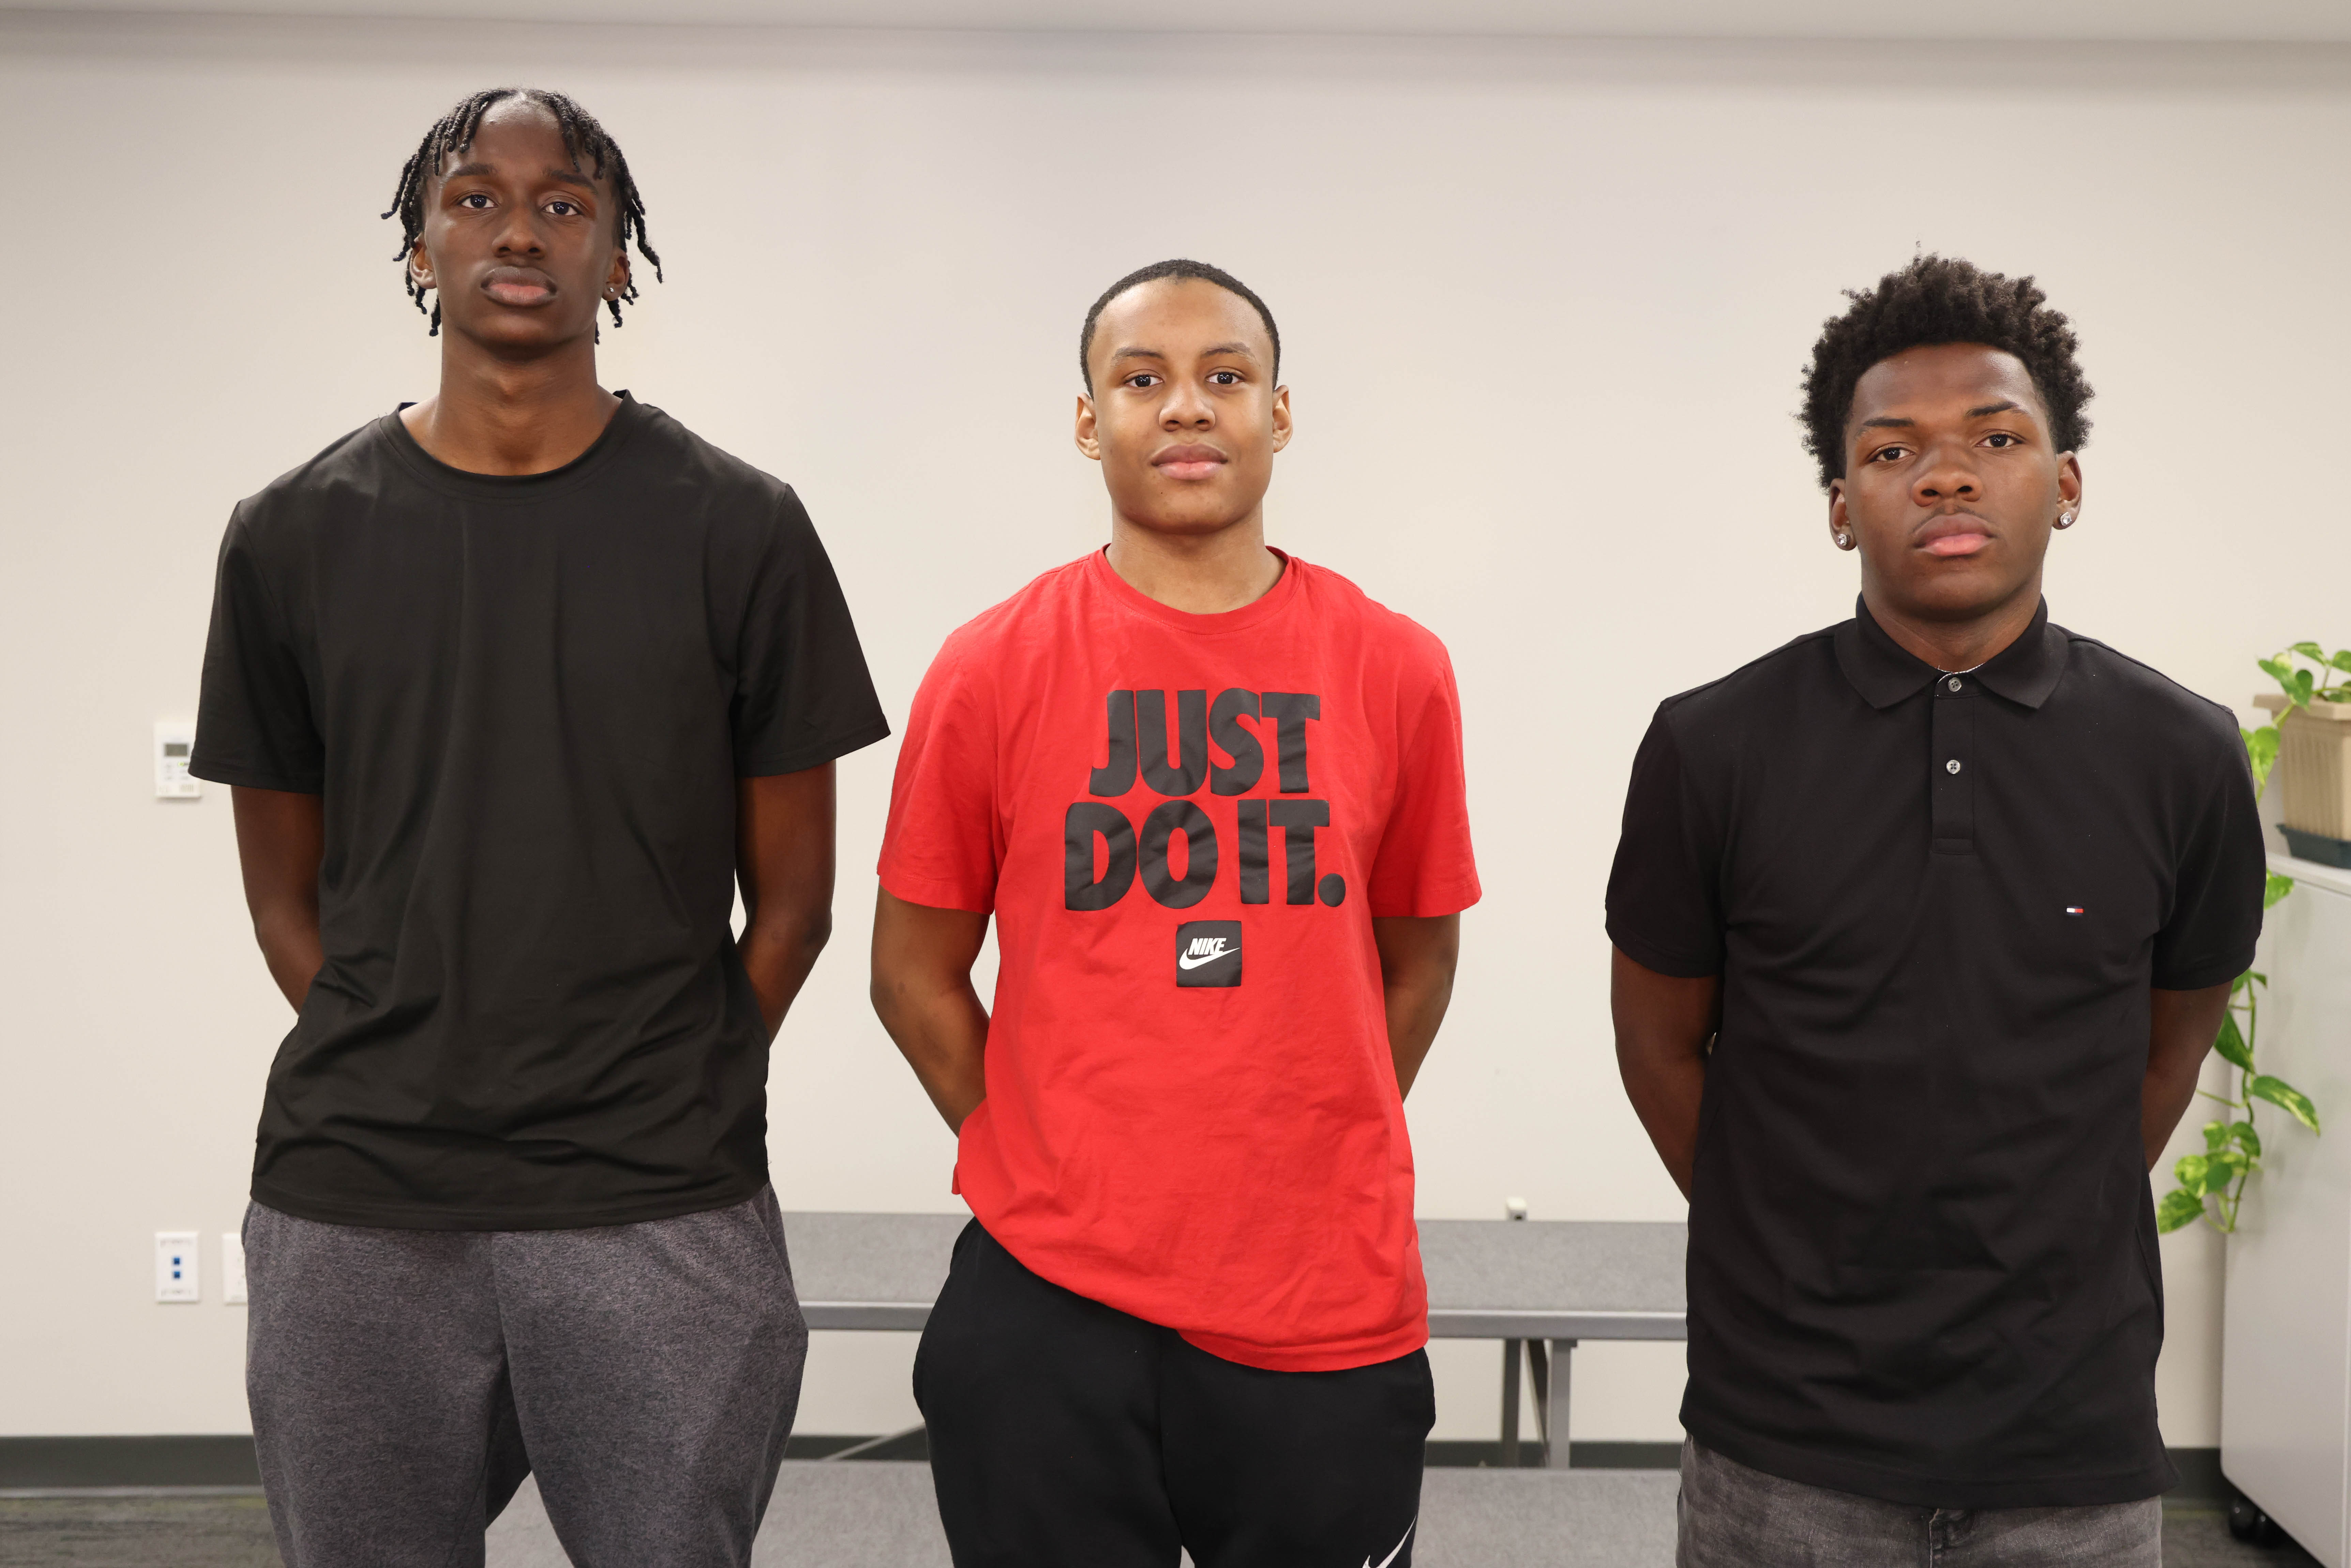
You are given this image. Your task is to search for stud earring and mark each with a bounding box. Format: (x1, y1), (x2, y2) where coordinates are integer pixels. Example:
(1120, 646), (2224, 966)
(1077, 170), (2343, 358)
(2055, 511), (2076, 529)
(1834, 532), (1854, 550)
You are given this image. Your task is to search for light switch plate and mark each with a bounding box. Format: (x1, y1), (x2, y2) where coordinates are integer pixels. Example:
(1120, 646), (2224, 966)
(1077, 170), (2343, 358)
(154, 721), (199, 799)
(155, 1231), (199, 1303)
(222, 1233), (247, 1304)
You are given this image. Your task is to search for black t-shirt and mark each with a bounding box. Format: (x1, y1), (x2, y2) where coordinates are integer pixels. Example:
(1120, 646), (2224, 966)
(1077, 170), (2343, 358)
(192, 395), (890, 1230)
(1606, 599), (2264, 1509)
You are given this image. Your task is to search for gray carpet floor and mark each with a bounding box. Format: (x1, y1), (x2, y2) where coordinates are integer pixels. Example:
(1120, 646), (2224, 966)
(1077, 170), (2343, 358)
(0, 1472), (2324, 1567)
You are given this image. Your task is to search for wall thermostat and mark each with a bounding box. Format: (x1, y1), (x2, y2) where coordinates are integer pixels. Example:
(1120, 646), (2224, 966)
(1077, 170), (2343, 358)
(155, 720), (199, 799)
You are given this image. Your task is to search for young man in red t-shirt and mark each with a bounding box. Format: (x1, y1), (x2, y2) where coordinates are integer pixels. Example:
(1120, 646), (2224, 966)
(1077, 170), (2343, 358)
(871, 259), (1478, 1568)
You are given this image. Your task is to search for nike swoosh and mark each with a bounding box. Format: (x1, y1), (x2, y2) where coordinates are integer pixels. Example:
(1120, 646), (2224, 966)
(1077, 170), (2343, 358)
(1176, 950), (1230, 970)
(1364, 1518), (1415, 1568)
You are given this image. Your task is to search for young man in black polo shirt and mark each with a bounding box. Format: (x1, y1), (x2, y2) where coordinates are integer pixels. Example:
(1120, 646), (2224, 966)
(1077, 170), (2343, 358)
(192, 90), (887, 1565)
(1608, 256), (2265, 1566)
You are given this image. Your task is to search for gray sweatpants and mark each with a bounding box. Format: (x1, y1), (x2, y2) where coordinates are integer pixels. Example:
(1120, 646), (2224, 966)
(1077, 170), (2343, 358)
(244, 1187), (807, 1568)
(1677, 1439), (2160, 1567)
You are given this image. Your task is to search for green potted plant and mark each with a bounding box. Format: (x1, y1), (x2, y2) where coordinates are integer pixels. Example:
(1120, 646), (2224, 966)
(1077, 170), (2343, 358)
(2155, 646), (2336, 1235)
(2253, 643), (2351, 867)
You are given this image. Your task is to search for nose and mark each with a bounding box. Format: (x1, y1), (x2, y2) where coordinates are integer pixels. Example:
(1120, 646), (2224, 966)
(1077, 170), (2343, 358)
(1159, 377), (1214, 430)
(1911, 442), (1980, 508)
(492, 202), (545, 258)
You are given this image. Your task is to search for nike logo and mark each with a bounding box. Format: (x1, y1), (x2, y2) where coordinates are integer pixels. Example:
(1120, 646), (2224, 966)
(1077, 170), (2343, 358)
(1365, 1519), (1415, 1568)
(1177, 937), (1234, 970)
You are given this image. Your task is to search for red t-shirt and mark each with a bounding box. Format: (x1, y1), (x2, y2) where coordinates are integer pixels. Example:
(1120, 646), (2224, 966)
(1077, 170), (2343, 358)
(878, 549), (1480, 1371)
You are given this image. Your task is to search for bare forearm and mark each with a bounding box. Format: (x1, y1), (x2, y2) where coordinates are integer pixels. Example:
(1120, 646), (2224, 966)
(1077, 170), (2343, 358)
(231, 786), (326, 1013)
(738, 907), (832, 1039)
(1618, 1051), (1706, 1200)
(2144, 981), (2233, 1170)
(253, 911), (323, 1012)
(1374, 914), (1459, 1100)
(869, 889), (993, 1132)
(1383, 973), (1453, 1099)
(1611, 946), (1720, 1202)
(872, 973), (990, 1130)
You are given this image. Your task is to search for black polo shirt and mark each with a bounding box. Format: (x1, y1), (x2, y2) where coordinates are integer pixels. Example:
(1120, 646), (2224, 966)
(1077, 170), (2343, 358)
(1606, 598), (2264, 1509)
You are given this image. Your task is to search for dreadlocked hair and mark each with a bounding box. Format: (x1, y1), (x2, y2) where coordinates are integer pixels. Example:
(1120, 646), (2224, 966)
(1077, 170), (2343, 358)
(1799, 254), (2092, 491)
(383, 87), (662, 337)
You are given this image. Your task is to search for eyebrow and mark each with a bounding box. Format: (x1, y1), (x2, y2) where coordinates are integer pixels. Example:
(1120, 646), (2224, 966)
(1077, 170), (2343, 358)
(1111, 342), (1259, 364)
(441, 161), (596, 189)
(1859, 399), (2025, 431)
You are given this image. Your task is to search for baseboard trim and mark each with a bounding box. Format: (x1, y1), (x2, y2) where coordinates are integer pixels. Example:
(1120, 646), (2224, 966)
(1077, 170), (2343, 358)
(0, 1434), (2231, 1500)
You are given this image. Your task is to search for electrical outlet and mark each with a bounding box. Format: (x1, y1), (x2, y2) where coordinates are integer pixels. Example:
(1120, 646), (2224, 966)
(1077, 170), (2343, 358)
(222, 1233), (248, 1304)
(155, 1231), (199, 1303)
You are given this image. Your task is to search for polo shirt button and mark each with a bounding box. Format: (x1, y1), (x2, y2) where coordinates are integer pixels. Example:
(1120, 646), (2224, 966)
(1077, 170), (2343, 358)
(1947, 759), (1963, 774)
(1947, 676), (1963, 692)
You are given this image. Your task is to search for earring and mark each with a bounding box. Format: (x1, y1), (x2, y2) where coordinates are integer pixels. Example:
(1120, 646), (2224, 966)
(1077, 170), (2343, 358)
(1834, 532), (1854, 550)
(2055, 511), (2076, 529)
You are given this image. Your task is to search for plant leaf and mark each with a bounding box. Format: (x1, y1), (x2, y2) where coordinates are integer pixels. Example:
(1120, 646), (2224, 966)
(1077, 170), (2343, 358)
(2333, 650), (2351, 674)
(2214, 1013), (2255, 1071)
(2156, 1188), (2208, 1233)
(2266, 871), (2296, 911)
(2260, 656), (2294, 684)
(2294, 669), (2318, 702)
(2230, 1121), (2263, 1158)
(2244, 726), (2280, 791)
(2203, 1121), (2230, 1153)
(2249, 1076), (2322, 1135)
(2292, 642), (2326, 661)
(2174, 1153), (2212, 1193)
(2208, 1148), (2250, 1183)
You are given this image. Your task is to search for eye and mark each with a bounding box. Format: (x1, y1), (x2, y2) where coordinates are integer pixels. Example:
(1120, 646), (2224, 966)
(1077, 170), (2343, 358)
(1208, 370), (1241, 386)
(1870, 444), (1909, 463)
(547, 199), (581, 217)
(1125, 373), (1162, 389)
(456, 192), (492, 210)
(1982, 432), (2020, 448)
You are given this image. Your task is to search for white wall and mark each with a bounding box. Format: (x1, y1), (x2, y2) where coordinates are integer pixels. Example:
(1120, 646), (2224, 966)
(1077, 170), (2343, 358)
(3, 12), (2345, 1448)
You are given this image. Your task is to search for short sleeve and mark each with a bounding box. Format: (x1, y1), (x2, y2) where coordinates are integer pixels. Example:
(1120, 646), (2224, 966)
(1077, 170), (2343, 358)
(1365, 651), (1481, 918)
(1604, 707), (1725, 978)
(190, 511), (324, 793)
(876, 635), (1002, 914)
(2151, 731), (2266, 991)
(733, 489), (892, 777)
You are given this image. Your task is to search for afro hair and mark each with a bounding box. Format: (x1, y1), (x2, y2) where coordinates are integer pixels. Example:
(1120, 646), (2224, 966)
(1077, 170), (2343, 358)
(1799, 255), (2091, 491)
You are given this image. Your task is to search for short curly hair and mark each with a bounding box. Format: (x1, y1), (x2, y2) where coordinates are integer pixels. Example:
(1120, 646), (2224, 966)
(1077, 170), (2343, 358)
(1799, 255), (2092, 491)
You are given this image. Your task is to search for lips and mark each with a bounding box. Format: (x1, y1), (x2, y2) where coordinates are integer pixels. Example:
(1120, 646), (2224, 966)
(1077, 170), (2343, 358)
(1916, 513), (1994, 558)
(481, 266), (558, 307)
(1152, 444), (1226, 482)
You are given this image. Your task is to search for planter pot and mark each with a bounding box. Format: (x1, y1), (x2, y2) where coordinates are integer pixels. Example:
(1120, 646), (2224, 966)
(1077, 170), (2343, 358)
(2256, 694), (2351, 845)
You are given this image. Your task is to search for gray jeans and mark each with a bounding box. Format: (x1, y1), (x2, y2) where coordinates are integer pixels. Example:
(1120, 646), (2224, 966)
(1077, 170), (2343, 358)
(244, 1187), (808, 1568)
(1677, 1439), (2161, 1568)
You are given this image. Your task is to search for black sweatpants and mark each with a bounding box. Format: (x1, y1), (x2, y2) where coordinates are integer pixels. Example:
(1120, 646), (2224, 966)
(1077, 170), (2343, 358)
(913, 1221), (1432, 1568)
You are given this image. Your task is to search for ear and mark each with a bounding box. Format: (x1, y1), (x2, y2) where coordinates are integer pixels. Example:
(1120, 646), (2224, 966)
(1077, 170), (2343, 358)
(409, 237), (436, 293)
(1074, 393), (1102, 461)
(605, 248), (632, 303)
(1269, 384), (1293, 454)
(1826, 479), (1851, 549)
(2056, 452), (2083, 516)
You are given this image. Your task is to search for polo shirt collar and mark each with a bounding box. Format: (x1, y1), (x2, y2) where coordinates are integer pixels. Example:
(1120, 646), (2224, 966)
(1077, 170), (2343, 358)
(1834, 596), (2070, 712)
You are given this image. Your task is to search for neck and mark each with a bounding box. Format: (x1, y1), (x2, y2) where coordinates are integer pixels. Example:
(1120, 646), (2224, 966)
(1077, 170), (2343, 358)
(1861, 573), (2044, 673)
(400, 332), (619, 476)
(1105, 510), (1284, 614)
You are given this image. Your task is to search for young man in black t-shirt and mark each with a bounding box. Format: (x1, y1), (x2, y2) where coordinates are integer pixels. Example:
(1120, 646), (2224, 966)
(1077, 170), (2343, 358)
(1607, 258), (2265, 1566)
(193, 90), (887, 1565)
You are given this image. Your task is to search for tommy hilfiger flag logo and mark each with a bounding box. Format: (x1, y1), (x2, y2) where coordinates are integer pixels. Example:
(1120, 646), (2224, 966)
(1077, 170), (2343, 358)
(2064, 907), (2087, 916)
(1176, 921), (1243, 987)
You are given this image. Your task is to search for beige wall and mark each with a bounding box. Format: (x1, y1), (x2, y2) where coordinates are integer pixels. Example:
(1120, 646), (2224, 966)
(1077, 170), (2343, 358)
(3, 12), (2344, 1446)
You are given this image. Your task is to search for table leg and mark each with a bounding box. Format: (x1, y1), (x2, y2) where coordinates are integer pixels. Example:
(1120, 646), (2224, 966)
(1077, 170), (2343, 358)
(1543, 1340), (1576, 1470)
(1500, 1338), (1522, 1467)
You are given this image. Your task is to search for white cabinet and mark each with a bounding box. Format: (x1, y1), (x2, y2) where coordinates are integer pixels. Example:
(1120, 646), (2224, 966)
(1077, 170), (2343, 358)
(2222, 855), (2351, 1566)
